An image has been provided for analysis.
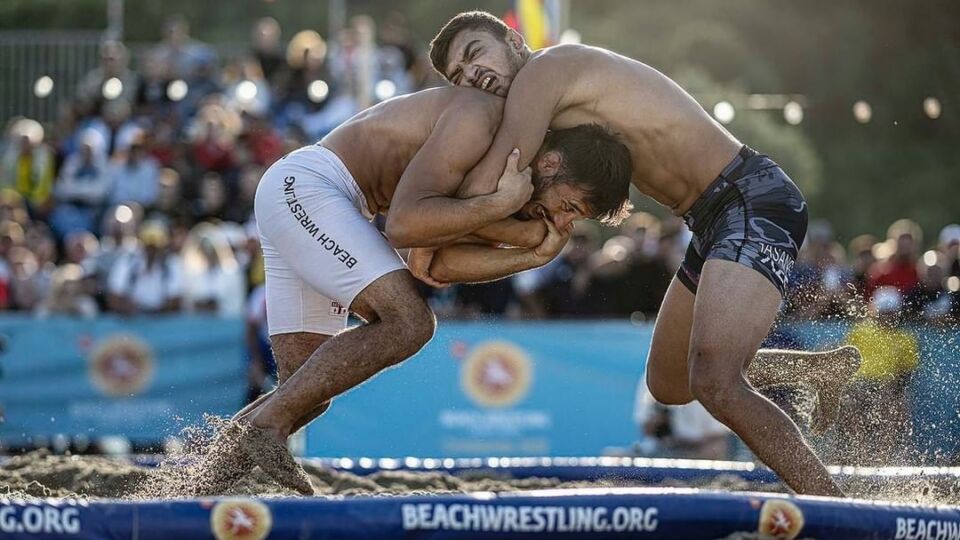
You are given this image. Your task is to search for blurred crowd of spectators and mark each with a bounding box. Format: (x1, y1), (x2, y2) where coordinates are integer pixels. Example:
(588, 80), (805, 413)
(785, 218), (960, 327)
(0, 13), (431, 322)
(1, 13), (958, 333)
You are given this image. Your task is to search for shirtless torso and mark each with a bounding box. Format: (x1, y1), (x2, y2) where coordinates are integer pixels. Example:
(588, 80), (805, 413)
(524, 45), (742, 214)
(321, 87), (497, 217)
(430, 13), (855, 498)
(221, 82), (633, 496)
(441, 38), (741, 216)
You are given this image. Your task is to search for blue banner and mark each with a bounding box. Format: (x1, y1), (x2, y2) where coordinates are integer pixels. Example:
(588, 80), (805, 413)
(304, 321), (960, 459)
(306, 322), (651, 458)
(2, 315), (958, 460)
(0, 316), (246, 445)
(2, 489), (958, 540)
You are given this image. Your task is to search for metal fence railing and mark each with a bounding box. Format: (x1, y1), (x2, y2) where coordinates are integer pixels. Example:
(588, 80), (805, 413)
(0, 30), (103, 126)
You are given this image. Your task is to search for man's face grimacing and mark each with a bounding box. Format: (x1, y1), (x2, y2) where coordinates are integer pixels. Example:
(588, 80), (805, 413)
(517, 150), (593, 231)
(443, 29), (525, 97)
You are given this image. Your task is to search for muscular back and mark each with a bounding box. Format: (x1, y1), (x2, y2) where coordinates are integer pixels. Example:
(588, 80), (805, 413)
(321, 87), (501, 216)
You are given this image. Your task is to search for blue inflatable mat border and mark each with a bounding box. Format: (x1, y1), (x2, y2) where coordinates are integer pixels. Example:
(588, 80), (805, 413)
(2, 488), (958, 540)
(302, 456), (783, 484)
(301, 456), (960, 487)
(70, 454), (960, 485)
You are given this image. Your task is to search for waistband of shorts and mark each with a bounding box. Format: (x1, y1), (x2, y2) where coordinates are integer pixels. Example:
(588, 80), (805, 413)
(682, 146), (762, 234)
(312, 143), (374, 219)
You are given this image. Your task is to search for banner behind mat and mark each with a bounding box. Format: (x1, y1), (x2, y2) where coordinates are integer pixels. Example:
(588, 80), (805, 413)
(306, 321), (650, 458)
(0, 315), (246, 445)
(1, 315), (957, 460)
(305, 320), (960, 459)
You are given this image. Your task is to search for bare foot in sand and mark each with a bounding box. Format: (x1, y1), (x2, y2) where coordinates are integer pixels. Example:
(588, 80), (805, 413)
(242, 424), (314, 495)
(810, 346), (862, 435)
(190, 421), (257, 496)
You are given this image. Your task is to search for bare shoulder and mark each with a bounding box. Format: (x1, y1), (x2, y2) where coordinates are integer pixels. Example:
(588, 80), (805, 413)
(441, 87), (504, 135)
(530, 44), (604, 73)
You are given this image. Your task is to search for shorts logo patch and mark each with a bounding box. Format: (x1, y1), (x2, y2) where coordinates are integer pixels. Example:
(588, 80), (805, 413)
(282, 176), (358, 269)
(758, 242), (794, 287)
(329, 301), (348, 316)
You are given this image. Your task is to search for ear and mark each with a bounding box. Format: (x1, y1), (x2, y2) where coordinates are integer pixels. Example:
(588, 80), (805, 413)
(537, 150), (563, 177)
(506, 28), (526, 55)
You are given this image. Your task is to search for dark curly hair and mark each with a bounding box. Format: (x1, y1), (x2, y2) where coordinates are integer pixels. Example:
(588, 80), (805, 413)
(542, 124), (634, 226)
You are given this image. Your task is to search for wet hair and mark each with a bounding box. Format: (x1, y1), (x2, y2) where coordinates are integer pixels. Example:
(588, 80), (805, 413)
(429, 11), (511, 78)
(542, 124), (634, 226)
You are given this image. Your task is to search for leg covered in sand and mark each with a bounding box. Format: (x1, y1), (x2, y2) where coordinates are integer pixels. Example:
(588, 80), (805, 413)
(747, 346), (861, 435)
(190, 335), (334, 496)
(234, 333), (334, 432)
(647, 279), (861, 435)
(647, 267), (844, 496)
(690, 261), (842, 495)
(241, 269), (435, 493)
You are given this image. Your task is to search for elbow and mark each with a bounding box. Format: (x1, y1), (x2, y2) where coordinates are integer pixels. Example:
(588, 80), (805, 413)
(518, 221), (548, 249)
(385, 213), (424, 248)
(428, 255), (455, 283)
(385, 219), (412, 248)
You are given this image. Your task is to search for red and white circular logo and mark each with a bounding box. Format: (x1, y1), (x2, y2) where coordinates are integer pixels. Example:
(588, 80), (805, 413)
(461, 341), (532, 408)
(88, 334), (154, 397)
(210, 499), (273, 540)
(758, 499), (805, 539)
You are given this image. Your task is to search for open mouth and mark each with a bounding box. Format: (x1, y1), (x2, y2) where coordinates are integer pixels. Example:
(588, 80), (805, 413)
(480, 74), (494, 91)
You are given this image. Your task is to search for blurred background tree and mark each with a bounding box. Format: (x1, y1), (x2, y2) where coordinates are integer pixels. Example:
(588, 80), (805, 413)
(1, 0), (957, 240)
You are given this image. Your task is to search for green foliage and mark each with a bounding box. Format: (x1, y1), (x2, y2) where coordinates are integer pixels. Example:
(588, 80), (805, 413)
(0, 0), (107, 30)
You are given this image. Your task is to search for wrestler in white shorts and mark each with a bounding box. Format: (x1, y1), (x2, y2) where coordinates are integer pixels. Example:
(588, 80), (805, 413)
(254, 144), (406, 336)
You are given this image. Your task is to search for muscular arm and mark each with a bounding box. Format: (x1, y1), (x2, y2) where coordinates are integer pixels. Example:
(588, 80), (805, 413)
(428, 219), (569, 284)
(429, 244), (545, 284)
(385, 96), (524, 248)
(457, 54), (566, 198)
(469, 218), (547, 248)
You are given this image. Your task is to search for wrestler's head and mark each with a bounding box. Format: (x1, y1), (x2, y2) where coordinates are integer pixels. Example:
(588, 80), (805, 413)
(520, 124), (634, 229)
(430, 11), (528, 97)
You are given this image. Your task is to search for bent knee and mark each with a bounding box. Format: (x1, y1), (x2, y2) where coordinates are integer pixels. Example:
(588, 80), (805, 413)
(388, 299), (436, 354)
(688, 368), (747, 418)
(404, 302), (436, 347)
(646, 370), (693, 406)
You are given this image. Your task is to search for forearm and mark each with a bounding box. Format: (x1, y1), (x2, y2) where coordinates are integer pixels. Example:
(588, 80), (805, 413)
(470, 218), (547, 248)
(429, 244), (546, 284)
(387, 193), (511, 248)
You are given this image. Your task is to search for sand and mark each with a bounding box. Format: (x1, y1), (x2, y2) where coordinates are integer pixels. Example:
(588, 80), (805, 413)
(0, 449), (785, 500)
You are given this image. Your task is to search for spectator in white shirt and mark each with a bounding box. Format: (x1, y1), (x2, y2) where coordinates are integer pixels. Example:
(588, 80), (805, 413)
(36, 263), (98, 319)
(181, 223), (245, 316)
(107, 221), (182, 314)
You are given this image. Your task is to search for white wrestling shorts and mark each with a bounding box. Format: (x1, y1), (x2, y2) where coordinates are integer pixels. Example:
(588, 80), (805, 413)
(254, 144), (406, 336)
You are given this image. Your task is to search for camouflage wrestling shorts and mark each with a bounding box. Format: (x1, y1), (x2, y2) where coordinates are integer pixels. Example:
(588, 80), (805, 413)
(677, 146), (808, 297)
